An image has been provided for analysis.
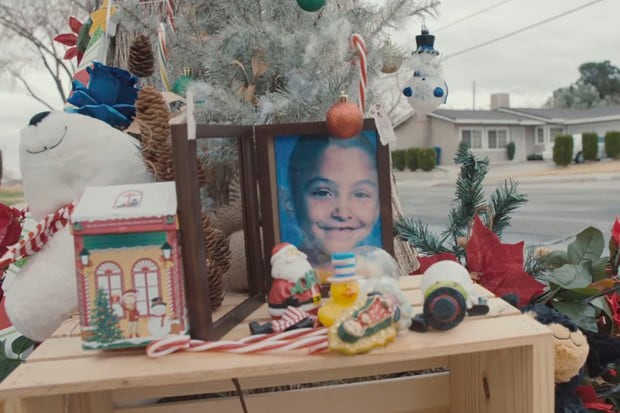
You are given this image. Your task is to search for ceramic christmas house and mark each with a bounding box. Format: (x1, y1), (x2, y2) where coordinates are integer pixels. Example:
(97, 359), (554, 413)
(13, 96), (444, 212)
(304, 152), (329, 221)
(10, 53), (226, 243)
(71, 181), (188, 350)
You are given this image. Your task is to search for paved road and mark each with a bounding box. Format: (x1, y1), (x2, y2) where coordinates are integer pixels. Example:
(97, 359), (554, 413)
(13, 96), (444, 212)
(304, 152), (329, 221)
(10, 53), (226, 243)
(397, 177), (620, 249)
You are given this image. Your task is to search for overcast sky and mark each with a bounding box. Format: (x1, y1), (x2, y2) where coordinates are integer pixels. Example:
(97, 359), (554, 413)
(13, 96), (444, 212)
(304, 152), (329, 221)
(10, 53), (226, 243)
(1, 0), (619, 178)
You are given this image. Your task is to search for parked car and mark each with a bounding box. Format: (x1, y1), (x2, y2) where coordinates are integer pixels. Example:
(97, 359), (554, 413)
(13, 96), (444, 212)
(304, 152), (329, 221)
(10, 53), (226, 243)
(541, 134), (606, 163)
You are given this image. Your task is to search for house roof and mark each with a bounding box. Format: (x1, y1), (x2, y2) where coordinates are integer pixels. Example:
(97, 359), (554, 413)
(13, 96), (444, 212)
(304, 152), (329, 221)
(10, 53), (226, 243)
(498, 106), (620, 124)
(424, 105), (620, 126)
(428, 109), (543, 125)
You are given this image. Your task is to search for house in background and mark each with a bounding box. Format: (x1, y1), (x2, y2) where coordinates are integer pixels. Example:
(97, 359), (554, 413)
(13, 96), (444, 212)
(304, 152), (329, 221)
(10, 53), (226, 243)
(393, 93), (620, 165)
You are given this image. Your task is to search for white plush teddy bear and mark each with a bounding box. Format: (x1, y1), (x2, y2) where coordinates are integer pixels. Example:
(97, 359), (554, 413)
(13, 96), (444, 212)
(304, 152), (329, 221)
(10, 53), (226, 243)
(3, 111), (153, 341)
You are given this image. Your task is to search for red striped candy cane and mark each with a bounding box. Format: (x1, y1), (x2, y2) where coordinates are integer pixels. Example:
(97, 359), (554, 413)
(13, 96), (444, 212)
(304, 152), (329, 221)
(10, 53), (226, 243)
(351, 33), (367, 113)
(146, 328), (328, 358)
(0, 203), (75, 271)
(165, 0), (176, 33)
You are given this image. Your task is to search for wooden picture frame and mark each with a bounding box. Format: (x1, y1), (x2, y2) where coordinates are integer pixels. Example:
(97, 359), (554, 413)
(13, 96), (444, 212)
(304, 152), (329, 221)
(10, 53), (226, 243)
(255, 119), (394, 288)
(171, 124), (265, 340)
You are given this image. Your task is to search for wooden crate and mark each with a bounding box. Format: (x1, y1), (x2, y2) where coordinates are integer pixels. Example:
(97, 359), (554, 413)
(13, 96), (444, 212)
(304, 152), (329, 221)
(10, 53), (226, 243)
(0, 276), (554, 413)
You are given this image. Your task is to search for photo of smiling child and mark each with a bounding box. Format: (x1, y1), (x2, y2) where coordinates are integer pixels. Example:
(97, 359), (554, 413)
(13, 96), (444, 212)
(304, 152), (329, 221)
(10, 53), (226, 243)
(275, 131), (382, 282)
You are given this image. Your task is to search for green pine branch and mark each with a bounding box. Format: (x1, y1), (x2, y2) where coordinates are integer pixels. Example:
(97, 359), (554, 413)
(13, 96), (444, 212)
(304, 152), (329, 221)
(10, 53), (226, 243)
(394, 217), (452, 256)
(490, 179), (528, 237)
(443, 142), (488, 240)
(395, 143), (528, 262)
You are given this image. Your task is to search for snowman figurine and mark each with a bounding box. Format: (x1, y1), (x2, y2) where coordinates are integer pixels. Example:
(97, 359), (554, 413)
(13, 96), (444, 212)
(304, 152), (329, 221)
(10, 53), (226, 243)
(410, 260), (489, 332)
(147, 297), (171, 338)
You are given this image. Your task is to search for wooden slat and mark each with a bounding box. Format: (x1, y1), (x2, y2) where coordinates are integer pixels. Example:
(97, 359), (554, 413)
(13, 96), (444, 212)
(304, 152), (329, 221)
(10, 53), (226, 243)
(0, 314), (550, 399)
(29, 295), (519, 363)
(112, 356), (449, 405)
(115, 373), (450, 413)
(448, 337), (553, 413)
(29, 295), (520, 363)
(399, 276), (421, 290)
(17, 396), (64, 413)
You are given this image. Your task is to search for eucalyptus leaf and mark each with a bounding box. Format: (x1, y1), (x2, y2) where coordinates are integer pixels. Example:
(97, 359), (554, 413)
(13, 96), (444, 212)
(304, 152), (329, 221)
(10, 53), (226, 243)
(590, 296), (613, 320)
(567, 227), (604, 266)
(552, 301), (598, 332)
(592, 257), (610, 282)
(591, 295), (615, 335)
(555, 287), (600, 301)
(548, 264), (593, 289)
(541, 250), (568, 269)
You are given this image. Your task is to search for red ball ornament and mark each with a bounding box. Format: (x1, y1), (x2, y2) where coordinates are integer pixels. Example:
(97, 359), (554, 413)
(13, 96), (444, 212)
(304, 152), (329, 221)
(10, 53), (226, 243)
(326, 95), (364, 139)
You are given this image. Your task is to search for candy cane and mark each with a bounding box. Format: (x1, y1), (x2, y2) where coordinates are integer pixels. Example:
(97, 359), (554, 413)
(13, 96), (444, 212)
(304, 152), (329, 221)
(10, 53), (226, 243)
(351, 33), (367, 113)
(157, 22), (171, 91)
(0, 203), (74, 271)
(165, 0), (177, 33)
(146, 328), (328, 358)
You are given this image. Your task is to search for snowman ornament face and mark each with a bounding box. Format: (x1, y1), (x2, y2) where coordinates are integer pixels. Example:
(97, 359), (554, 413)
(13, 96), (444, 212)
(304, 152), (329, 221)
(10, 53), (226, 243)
(402, 71), (448, 116)
(148, 302), (171, 338)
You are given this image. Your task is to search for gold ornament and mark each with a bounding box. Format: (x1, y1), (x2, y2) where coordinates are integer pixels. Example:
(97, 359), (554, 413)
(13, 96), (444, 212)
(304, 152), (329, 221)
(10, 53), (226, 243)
(380, 39), (403, 74)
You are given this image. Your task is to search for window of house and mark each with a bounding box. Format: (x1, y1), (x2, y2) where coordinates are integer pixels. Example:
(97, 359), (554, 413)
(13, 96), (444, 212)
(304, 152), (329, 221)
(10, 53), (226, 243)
(132, 259), (161, 316)
(535, 127), (545, 145)
(549, 127), (564, 143)
(487, 129), (508, 149)
(95, 261), (124, 317)
(461, 129), (483, 149)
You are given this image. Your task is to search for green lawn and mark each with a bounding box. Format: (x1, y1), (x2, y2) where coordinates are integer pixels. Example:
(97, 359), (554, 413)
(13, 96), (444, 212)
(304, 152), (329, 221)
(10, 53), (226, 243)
(0, 186), (25, 206)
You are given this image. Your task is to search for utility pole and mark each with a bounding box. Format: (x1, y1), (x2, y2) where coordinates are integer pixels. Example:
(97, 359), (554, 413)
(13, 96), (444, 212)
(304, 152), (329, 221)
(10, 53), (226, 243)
(472, 80), (476, 110)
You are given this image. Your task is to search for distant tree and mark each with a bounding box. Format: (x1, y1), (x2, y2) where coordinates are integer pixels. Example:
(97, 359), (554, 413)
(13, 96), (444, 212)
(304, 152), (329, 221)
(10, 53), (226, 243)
(0, 0), (96, 109)
(578, 61), (620, 100)
(548, 84), (603, 109)
(545, 61), (620, 108)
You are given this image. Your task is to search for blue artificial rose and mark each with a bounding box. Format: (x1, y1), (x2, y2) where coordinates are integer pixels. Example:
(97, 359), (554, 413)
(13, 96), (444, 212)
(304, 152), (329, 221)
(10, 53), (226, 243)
(66, 62), (139, 128)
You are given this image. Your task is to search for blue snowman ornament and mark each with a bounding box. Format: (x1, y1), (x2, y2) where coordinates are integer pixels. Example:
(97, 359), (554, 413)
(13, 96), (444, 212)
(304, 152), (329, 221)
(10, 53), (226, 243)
(403, 26), (448, 116)
(403, 70), (448, 116)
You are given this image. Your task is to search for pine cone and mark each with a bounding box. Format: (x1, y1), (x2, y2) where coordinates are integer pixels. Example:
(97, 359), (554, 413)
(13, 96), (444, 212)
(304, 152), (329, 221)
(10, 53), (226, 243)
(128, 34), (155, 78)
(205, 257), (225, 309)
(136, 86), (174, 181)
(202, 215), (231, 275)
(209, 173), (244, 237)
(136, 86), (209, 183)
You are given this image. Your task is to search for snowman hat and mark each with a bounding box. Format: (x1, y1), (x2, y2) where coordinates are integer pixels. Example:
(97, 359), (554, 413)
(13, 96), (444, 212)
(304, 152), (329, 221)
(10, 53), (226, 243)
(123, 289), (137, 297)
(270, 242), (301, 265)
(328, 252), (360, 283)
(151, 297), (166, 307)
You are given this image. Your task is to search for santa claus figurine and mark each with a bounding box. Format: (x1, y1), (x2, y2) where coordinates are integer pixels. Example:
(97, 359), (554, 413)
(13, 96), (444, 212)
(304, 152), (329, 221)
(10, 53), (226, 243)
(268, 242), (322, 318)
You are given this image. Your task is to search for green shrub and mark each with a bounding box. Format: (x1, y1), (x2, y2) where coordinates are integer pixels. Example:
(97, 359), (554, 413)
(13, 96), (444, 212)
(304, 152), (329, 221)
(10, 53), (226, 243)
(406, 148), (420, 171)
(392, 149), (407, 171)
(553, 135), (573, 166)
(605, 131), (620, 159)
(526, 153), (543, 161)
(506, 142), (515, 161)
(582, 132), (598, 161)
(418, 148), (436, 171)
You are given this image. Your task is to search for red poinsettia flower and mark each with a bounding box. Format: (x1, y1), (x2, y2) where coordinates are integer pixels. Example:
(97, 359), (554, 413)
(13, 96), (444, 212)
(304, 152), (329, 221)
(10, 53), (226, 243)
(605, 292), (620, 329)
(576, 385), (615, 412)
(53, 16), (84, 63)
(466, 216), (545, 307)
(410, 252), (458, 275)
(612, 216), (620, 248)
(0, 204), (24, 257)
